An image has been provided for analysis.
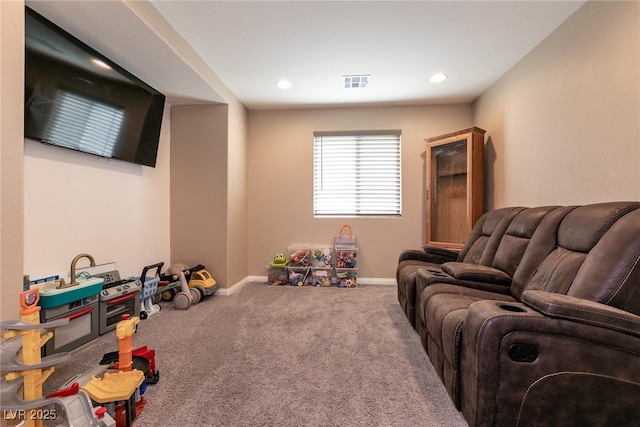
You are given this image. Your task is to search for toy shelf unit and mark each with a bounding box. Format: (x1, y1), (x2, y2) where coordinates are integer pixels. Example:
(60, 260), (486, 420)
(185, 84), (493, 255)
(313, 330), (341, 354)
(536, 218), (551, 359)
(425, 127), (485, 250)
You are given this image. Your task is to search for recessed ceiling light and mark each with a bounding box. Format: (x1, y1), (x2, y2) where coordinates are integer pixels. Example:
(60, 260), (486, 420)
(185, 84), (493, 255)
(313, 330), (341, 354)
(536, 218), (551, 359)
(276, 79), (292, 89)
(430, 73), (447, 83)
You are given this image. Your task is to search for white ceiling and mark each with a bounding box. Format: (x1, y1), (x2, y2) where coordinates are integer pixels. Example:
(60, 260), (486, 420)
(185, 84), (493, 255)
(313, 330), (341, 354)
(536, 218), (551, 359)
(27, 1), (586, 110)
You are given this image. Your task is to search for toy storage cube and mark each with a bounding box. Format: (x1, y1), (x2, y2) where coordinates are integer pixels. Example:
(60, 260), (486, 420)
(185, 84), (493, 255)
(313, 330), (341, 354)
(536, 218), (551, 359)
(267, 267), (289, 286)
(311, 268), (333, 287)
(288, 244), (311, 267)
(335, 247), (358, 269)
(288, 267), (311, 286)
(311, 245), (333, 268)
(335, 268), (357, 288)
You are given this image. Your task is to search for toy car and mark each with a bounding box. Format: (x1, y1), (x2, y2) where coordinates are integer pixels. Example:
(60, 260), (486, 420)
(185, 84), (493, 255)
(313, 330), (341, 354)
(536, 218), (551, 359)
(187, 267), (218, 303)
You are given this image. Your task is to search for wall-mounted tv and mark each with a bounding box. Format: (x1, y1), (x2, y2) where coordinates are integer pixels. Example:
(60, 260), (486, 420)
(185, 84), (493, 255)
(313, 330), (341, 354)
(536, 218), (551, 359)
(24, 7), (166, 168)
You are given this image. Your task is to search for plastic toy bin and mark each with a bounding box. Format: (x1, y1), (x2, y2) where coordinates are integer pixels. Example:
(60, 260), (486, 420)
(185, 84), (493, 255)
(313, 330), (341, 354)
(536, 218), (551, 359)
(267, 267), (289, 286)
(335, 248), (357, 269)
(335, 268), (357, 288)
(311, 268), (333, 287)
(311, 245), (333, 268)
(288, 267), (311, 286)
(288, 244), (311, 267)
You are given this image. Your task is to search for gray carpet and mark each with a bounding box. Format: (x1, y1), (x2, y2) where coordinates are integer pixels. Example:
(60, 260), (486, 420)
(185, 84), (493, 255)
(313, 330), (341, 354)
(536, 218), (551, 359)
(44, 282), (467, 426)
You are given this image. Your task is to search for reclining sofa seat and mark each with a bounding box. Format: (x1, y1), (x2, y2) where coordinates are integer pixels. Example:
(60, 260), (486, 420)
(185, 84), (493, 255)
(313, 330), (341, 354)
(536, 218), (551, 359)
(396, 207), (525, 327)
(414, 205), (560, 359)
(415, 201), (640, 426)
(463, 202), (640, 426)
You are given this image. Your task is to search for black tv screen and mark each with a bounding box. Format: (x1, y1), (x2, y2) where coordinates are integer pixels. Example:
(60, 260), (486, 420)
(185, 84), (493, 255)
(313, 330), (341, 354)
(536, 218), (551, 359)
(24, 7), (165, 167)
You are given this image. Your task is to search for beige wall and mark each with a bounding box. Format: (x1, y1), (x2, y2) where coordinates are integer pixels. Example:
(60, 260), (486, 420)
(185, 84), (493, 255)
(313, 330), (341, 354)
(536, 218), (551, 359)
(22, 107), (171, 281)
(171, 105), (229, 284)
(247, 105), (472, 280)
(226, 101), (250, 286)
(473, 0), (640, 209)
(170, 102), (249, 290)
(1, 1), (25, 319)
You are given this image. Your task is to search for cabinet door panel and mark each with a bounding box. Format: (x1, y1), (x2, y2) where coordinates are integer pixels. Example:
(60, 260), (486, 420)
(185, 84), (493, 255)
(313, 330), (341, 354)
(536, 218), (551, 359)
(425, 128), (484, 249)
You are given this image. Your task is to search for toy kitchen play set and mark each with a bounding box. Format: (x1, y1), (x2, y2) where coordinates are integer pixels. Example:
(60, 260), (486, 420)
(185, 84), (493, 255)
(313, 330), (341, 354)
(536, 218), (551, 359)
(30, 254), (142, 357)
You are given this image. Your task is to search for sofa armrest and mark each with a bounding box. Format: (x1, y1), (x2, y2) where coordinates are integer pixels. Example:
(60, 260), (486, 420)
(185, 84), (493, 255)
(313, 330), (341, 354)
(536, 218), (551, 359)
(441, 262), (512, 286)
(398, 246), (458, 264)
(522, 290), (640, 338)
(460, 299), (640, 426)
(423, 245), (459, 260)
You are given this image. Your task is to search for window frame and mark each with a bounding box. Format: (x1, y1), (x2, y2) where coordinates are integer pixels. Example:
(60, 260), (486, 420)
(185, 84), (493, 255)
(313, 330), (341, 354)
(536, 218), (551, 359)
(313, 130), (402, 218)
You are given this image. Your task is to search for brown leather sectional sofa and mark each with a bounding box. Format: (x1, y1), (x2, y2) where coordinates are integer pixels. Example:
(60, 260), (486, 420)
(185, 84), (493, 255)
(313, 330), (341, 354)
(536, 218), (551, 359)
(396, 202), (640, 426)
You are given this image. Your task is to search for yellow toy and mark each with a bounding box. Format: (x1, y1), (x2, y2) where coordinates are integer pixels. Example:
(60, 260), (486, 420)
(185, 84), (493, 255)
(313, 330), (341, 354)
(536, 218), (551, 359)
(83, 314), (145, 427)
(162, 263), (219, 307)
(187, 268), (218, 304)
(1, 289), (115, 427)
(2, 289), (51, 427)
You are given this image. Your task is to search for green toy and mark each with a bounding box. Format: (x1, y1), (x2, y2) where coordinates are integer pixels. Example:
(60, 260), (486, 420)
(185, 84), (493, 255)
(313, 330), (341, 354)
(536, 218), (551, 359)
(269, 253), (289, 268)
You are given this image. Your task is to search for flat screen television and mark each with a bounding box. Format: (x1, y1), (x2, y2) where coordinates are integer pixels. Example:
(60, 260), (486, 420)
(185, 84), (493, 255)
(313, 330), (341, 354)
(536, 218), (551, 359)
(24, 7), (166, 168)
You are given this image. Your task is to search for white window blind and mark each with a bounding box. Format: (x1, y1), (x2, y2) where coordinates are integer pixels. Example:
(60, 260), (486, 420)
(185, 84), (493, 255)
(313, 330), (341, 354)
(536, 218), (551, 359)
(313, 131), (401, 216)
(46, 90), (124, 158)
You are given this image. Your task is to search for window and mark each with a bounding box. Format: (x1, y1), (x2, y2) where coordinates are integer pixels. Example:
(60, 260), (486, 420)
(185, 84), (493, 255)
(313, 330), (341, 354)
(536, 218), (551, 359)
(313, 131), (401, 216)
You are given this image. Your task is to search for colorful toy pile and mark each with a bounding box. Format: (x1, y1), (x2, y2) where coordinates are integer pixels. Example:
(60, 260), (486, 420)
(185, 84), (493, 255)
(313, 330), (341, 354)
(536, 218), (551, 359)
(266, 227), (359, 287)
(288, 245), (310, 267)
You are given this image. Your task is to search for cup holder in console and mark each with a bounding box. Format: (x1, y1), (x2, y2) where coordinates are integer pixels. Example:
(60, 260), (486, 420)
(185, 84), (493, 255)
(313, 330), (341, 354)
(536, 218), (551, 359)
(499, 304), (527, 313)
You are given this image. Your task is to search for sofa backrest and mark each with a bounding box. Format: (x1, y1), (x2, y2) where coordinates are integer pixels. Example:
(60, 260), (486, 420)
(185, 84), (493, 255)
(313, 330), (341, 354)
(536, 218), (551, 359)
(509, 206), (577, 300)
(511, 202), (640, 303)
(492, 206), (559, 278)
(457, 207), (525, 265)
(569, 207), (640, 315)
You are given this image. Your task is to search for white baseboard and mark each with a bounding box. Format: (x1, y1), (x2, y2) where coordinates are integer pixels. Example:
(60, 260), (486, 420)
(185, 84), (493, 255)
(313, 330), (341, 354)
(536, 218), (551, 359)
(217, 276), (258, 295)
(217, 276), (396, 295)
(358, 277), (397, 286)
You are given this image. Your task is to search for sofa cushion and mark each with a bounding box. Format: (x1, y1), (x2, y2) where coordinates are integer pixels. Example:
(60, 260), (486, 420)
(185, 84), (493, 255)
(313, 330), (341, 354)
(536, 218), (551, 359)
(557, 202), (639, 253)
(509, 206), (579, 300)
(492, 206), (559, 278)
(458, 207), (526, 265)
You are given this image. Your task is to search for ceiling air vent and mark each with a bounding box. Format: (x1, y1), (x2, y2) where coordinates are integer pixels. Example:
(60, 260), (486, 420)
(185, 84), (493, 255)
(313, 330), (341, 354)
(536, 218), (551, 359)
(343, 75), (369, 88)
